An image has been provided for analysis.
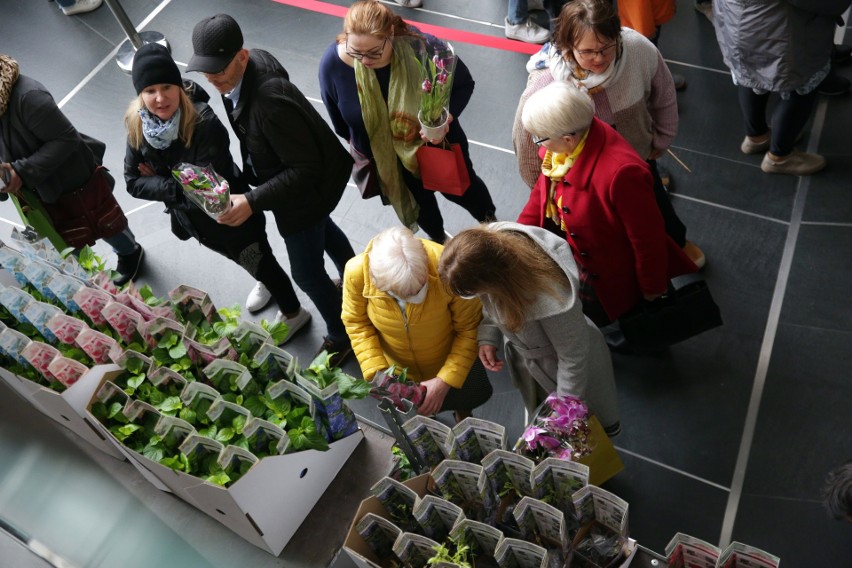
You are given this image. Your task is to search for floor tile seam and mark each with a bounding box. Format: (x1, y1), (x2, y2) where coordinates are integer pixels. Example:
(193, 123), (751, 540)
(717, 97), (830, 548)
(612, 447), (731, 493)
(779, 321), (852, 337)
(799, 220), (852, 228)
(668, 194), (790, 226)
(663, 59), (731, 76)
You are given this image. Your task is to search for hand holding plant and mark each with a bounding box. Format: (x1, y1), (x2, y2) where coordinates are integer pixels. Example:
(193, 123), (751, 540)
(171, 163), (231, 219)
(516, 394), (594, 462)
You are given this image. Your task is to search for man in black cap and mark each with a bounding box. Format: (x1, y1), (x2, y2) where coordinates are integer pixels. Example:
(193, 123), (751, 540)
(187, 14), (356, 367)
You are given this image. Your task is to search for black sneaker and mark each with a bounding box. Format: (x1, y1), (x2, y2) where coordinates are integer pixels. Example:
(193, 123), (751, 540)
(316, 336), (353, 369)
(113, 244), (144, 286)
(831, 43), (851, 65)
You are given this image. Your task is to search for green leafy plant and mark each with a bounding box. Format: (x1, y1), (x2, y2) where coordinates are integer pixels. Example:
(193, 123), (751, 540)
(302, 350), (371, 399)
(286, 415), (329, 452)
(428, 536), (472, 568)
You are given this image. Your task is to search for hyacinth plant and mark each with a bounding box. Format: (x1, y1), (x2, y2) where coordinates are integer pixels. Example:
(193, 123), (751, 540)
(516, 393), (594, 462)
(171, 162), (231, 219)
(416, 40), (457, 128)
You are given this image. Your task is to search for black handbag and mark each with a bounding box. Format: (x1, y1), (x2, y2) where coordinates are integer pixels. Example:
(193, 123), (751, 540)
(349, 145), (381, 199)
(619, 273), (723, 352)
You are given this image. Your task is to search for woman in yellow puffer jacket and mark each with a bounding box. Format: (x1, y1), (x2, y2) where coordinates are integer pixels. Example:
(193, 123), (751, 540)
(342, 227), (492, 421)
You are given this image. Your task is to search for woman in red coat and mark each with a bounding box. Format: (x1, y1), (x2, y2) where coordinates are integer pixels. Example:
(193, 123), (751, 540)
(517, 81), (696, 327)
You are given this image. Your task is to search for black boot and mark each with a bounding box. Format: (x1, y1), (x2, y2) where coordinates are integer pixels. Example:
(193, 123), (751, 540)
(113, 244), (144, 286)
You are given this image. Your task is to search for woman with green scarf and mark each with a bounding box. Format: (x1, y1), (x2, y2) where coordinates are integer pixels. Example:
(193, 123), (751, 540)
(319, 0), (496, 244)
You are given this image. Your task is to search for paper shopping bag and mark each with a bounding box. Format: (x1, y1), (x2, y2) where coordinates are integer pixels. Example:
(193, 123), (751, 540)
(577, 415), (624, 486)
(416, 143), (470, 196)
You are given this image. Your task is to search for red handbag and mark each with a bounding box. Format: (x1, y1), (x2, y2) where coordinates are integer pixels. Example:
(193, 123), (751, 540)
(416, 142), (471, 196)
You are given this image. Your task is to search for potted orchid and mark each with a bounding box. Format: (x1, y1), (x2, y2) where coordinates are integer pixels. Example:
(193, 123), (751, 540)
(171, 162), (231, 219)
(515, 394), (594, 462)
(416, 40), (457, 137)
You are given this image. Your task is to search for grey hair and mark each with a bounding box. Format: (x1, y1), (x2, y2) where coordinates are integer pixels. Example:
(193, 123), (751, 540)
(368, 226), (429, 297)
(521, 81), (595, 141)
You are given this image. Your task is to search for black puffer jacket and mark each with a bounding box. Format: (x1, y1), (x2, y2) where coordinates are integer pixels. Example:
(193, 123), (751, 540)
(1, 75), (103, 203)
(123, 80), (247, 240)
(224, 50), (352, 236)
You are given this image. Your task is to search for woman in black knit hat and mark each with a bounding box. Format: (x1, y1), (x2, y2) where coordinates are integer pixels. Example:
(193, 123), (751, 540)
(123, 43), (311, 341)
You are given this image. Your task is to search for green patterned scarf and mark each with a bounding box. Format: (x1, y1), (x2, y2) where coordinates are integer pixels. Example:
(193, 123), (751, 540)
(355, 38), (424, 229)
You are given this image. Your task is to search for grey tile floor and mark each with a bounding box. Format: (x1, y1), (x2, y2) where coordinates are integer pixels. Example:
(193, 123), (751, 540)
(0, 1), (850, 566)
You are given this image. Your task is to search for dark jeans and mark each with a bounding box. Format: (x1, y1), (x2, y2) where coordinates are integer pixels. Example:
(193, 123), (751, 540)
(187, 209), (300, 314)
(439, 359), (493, 413)
(648, 159), (687, 247)
(737, 86), (818, 157)
(507, 0), (567, 24)
(275, 214), (354, 342)
(401, 135), (496, 243)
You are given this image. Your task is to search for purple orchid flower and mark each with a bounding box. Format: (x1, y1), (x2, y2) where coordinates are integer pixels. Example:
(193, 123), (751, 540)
(422, 79), (432, 93)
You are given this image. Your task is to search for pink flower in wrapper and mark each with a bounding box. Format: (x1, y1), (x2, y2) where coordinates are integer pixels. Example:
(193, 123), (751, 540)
(516, 393), (594, 462)
(47, 314), (89, 345)
(171, 163), (231, 219)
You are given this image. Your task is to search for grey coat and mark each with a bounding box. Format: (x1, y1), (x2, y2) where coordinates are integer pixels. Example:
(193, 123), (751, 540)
(476, 222), (619, 427)
(0, 75), (103, 203)
(713, 0), (847, 93)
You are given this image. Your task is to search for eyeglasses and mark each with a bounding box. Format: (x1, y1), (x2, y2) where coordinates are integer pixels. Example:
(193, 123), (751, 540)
(573, 43), (617, 61)
(533, 133), (576, 145)
(345, 36), (388, 61)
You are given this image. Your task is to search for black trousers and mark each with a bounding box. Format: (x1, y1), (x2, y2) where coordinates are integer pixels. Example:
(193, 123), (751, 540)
(737, 86), (818, 157)
(182, 208), (301, 314)
(439, 359), (493, 413)
(648, 159), (687, 247)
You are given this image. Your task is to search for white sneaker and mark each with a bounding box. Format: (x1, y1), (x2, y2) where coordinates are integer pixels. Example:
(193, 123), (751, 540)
(245, 282), (272, 313)
(275, 308), (312, 345)
(59, 0), (103, 16)
(392, 0), (422, 7)
(505, 17), (550, 44)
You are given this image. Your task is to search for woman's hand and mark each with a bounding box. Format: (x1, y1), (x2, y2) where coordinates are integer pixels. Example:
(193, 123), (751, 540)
(479, 345), (504, 372)
(0, 163), (23, 197)
(137, 162), (156, 177)
(417, 377), (451, 416)
(217, 194), (253, 227)
(419, 113), (453, 145)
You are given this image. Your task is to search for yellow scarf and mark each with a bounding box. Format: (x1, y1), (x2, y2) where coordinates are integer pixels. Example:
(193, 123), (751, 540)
(542, 131), (588, 231)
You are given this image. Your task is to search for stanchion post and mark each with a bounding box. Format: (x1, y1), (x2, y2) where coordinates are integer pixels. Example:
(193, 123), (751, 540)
(102, 0), (170, 73)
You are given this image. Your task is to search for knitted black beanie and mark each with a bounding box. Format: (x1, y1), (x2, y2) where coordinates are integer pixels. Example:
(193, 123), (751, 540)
(132, 43), (181, 94)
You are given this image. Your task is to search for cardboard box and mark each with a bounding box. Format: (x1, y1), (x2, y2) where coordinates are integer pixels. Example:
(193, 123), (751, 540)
(0, 364), (126, 460)
(344, 474), (432, 568)
(81, 370), (365, 555)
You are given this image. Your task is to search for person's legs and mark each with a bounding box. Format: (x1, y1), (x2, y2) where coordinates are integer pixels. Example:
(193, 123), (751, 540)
(279, 215), (348, 342)
(769, 90), (819, 157)
(55, 0), (102, 15)
(190, 211), (302, 315)
(402, 168), (447, 243)
(507, 0), (528, 24)
(321, 218), (356, 280)
(439, 359), (493, 417)
(737, 86), (770, 137)
(506, 0), (550, 43)
(647, 159), (687, 247)
(761, 89), (825, 175)
(102, 227), (137, 256)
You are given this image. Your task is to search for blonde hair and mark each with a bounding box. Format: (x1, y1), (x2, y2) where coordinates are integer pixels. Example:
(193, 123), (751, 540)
(368, 227), (429, 298)
(438, 227), (567, 333)
(337, 0), (418, 43)
(124, 87), (199, 150)
(521, 81), (594, 141)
